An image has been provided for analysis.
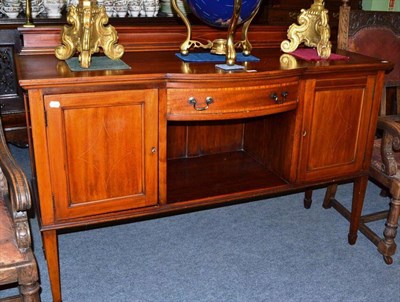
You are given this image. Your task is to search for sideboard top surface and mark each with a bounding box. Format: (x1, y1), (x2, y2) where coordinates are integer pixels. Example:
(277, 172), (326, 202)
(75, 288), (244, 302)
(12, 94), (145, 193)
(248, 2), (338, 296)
(16, 48), (393, 89)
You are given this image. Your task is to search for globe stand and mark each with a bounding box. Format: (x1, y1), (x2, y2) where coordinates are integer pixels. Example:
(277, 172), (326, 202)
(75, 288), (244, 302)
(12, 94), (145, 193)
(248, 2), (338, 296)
(172, 0), (260, 66)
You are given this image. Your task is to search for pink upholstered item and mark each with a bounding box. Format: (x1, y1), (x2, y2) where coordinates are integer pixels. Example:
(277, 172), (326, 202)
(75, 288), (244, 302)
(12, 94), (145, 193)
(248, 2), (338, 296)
(289, 48), (350, 61)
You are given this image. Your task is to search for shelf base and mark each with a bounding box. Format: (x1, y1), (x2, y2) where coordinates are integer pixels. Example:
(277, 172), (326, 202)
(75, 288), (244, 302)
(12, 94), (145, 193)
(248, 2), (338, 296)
(167, 151), (288, 203)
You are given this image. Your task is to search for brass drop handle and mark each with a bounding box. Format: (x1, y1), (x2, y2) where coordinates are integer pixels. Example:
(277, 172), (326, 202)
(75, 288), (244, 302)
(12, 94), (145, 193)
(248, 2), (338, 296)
(281, 91), (288, 102)
(270, 93), (279, 103)
(188, 96), (214, 111)
(270, 91), (288, 104)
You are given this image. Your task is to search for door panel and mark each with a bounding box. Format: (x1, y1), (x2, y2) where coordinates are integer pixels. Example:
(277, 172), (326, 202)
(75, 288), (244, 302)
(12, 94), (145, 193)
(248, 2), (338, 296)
(44, 89), (158, 220)
(299, 75), (375, 181)
(308, 88), (364, 168)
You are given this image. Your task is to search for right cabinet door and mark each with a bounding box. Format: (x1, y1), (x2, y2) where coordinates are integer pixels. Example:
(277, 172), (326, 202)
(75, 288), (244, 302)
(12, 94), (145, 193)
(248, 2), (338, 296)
(298, 74), (377, 182)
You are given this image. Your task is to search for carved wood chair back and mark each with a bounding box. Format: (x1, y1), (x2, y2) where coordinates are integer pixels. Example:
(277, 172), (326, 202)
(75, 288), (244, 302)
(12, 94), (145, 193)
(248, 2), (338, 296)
(337, 0), (400, 115)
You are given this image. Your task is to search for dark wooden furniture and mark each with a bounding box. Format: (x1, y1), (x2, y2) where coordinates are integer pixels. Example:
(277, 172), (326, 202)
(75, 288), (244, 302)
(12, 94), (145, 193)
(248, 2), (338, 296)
(265, 0), (362, 26)
(337, 1), (400, 115)
(324, 116), (400, 265)
(16, 33), (390, 301)
(308, 1), (400, 265)
(0, 0), (362, 27)
(368, 117), (400, 263)
(0, 29), (27, 147)
(0, 116), (40, 301)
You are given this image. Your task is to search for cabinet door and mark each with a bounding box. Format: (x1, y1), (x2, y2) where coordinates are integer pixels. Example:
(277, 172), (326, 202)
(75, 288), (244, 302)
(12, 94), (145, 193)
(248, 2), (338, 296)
(44, 89), (158, 220)
(298, 75), (376, 182)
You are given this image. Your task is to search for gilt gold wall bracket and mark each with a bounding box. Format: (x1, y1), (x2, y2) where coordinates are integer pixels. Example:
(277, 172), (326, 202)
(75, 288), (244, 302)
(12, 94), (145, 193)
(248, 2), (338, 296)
(55, 0), (124, 68)
(280, 0), (332, 59)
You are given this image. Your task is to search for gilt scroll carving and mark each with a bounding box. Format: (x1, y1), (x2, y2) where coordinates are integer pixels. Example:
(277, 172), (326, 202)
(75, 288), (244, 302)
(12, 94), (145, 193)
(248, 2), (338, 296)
(280, 0), (332, 58)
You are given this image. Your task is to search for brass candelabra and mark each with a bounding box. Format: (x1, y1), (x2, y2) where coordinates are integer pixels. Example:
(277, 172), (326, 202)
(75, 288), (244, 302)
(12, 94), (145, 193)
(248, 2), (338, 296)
(23, 0), (34, 27)
(55, 0), (124, 68)
(280, 0), (332, 58)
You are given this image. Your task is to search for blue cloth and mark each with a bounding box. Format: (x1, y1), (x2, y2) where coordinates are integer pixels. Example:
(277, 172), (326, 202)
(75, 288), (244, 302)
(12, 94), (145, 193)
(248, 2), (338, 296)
(66, 56), (131, 72)
(175, 52), (260, 63)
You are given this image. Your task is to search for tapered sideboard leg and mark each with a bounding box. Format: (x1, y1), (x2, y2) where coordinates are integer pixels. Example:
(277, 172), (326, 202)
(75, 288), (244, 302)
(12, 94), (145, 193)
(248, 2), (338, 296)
(42, 230), (62, 302)
(322, 184), (338, 209)
(303, 190), (313, 209)
(348, 175), (368, 245)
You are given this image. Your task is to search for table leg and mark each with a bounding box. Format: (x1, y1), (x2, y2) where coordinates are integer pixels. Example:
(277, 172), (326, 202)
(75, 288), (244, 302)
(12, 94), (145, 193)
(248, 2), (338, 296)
(348, 175), (368, 245)
(303, 190), (313, 209)
(42, 230), (62, 302)
(322, 184), (338, 209)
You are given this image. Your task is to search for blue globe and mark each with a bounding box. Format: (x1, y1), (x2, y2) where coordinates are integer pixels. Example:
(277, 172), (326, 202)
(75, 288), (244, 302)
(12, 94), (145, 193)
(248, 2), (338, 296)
(186, 0), (262, 28)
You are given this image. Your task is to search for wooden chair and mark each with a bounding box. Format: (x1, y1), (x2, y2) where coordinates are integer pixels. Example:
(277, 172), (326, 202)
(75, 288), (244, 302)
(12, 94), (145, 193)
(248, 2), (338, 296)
(0, 115), (40, 299)
(337, 0), (400, 115)
(304, 0), (400, 264)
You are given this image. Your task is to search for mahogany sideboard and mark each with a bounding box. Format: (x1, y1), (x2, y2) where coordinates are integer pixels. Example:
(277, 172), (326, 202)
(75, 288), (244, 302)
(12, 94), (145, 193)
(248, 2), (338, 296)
(1, 0), (363, 145)
(16, 45), (391, 301)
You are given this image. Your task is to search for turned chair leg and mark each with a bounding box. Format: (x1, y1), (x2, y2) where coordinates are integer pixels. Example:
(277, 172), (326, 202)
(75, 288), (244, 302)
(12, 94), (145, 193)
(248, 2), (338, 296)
(377, 195), (400, 265)
(18, 255), (41, 302)
(20, 281), (41, 302)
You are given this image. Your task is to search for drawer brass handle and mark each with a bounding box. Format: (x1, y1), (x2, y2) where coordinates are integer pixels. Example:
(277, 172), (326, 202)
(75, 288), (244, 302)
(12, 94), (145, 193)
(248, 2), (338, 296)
(270, 91), (288, 104)
(188, 96), (214, 111)
(281, 91), (288, 101)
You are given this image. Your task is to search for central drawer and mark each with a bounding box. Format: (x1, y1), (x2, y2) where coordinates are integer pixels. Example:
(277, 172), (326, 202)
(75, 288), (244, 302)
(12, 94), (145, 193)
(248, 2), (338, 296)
(167, 81), (299, 120)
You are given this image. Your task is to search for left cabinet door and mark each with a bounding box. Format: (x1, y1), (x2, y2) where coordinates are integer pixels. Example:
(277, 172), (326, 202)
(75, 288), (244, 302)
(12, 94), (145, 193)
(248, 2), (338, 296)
(44, 89), (159, 221)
